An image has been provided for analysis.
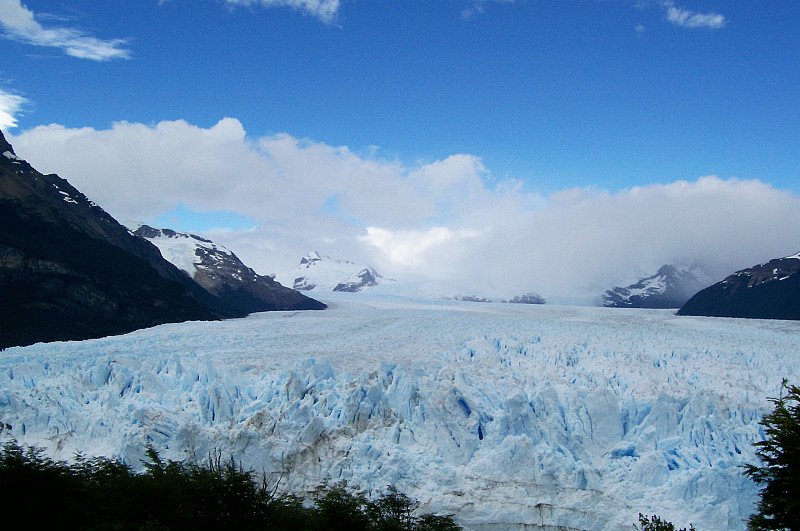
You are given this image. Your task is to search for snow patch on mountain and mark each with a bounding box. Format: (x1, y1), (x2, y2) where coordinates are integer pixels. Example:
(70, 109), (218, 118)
(121, 220), (230, 278)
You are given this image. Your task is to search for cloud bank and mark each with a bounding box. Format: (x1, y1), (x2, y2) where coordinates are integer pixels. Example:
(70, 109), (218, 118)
(10, 119), (800, 300)
(0, 87), (27, 129)
(0, 0), (131, 60)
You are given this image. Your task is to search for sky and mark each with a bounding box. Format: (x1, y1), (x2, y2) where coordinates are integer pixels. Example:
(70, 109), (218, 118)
(1, 0), (799, 300)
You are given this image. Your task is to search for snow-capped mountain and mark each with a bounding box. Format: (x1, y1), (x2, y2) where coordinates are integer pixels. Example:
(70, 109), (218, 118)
(678, 251), (800, 320)
(3, 292), (794, 530)
(602, 265), (709, 309)
(0, 131), (224, 349)
(277, 251), (386, 292)
(127, 224), (326, 314)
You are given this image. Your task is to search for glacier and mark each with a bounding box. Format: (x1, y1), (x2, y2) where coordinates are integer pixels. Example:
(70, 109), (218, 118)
(1, 293), (799, 530)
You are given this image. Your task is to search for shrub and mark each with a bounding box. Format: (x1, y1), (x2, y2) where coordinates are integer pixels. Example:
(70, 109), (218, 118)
(636, 513), (695, 531)
(0, 441), (462, 530)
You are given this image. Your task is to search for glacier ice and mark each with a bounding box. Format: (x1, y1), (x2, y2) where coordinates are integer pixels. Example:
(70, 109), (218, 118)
(1, 293), (799, 530)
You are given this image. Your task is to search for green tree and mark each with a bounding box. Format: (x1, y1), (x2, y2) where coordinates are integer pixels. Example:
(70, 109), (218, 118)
(636, 513), (695, 531)
(416, 513), (462, 531)
(370, 485), (419, 530)
(744, 380), (800, 531)
(0, 441), (462, 531)
(311, 480), (373, 531)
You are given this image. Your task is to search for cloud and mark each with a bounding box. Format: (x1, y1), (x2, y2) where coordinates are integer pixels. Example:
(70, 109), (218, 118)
(224, 0), (341, 24)
(0, 87), (28, 129)
(10, 119), (800, 299)
(461, 0), (514, 21)
(0, 0), (131, 60)
(662, 1), (725, 29)
(361, 226), (484, 271)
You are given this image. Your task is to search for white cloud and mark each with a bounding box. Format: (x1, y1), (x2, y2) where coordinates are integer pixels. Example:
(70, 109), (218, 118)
(361, 226), (484, 271)
(224, 0), (341, 24)
(0, 87), (27, 129)
(0, 0), (131, 60)
(662, 1), (725, 29)
(461, 0), (514, 21)
(10, 119), (800, 300)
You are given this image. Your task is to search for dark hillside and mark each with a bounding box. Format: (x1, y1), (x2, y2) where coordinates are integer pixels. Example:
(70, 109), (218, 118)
(678, 255), (800, 320)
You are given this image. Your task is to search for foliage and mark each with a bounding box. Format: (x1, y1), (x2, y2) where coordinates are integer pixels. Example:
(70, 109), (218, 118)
(310, 481), (460, 531)
(636, 513), (696, 531)
(415, 513), (463, 531)
(744, 380), (800, 531)
(0, 441), (462, 530)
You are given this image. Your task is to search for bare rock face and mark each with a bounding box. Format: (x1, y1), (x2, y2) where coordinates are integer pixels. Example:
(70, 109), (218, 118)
(333, 268), (379, 292)
(678, 253), (800, 320)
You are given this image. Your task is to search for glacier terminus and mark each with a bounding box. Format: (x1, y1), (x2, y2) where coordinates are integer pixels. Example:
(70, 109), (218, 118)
(1, 293), (798, 530)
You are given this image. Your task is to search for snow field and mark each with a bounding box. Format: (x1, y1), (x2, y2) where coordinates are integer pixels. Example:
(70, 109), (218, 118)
(1, 293), (799, 530)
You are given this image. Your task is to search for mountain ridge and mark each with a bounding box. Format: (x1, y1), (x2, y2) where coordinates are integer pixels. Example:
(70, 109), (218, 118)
(678, 252), (800, 320)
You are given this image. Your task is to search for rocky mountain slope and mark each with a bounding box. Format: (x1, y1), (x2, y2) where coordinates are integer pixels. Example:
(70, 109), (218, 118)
(278, 251), (385, 292)
(0, 132), (224, 348)
(602, 264), (709, 309)
(0, 131), (321, 349)
(129, 224), (325, 313)
(678, 252), (800, 320)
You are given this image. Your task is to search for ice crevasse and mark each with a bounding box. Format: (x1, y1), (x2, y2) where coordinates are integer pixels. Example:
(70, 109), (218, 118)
(1, 293), (796, 530)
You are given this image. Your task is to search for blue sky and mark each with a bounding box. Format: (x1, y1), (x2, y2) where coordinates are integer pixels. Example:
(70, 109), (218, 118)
(2, 1), (800, 297)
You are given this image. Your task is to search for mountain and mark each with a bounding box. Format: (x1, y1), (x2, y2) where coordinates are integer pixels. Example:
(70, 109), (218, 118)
(504, 292), (546, 305)
(451, 295), (492, 303)
(677, 252), (800, 320)
(128, 223), (325, 313)
(0, 130), (321, 349)
(0, 131), (225, 349)
(277, 251), (386, 292)
(602, 265), (709, 309)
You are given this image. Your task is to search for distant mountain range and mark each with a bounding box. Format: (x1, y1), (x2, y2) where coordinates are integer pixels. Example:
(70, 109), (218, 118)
(602, 264), (710, 309)
(446, 293), (546, 304)
(678, 252), (800, 320)
(277, 252), (387, 293)
(0, 131), (323, 349)
(505, 293), (547, 305)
